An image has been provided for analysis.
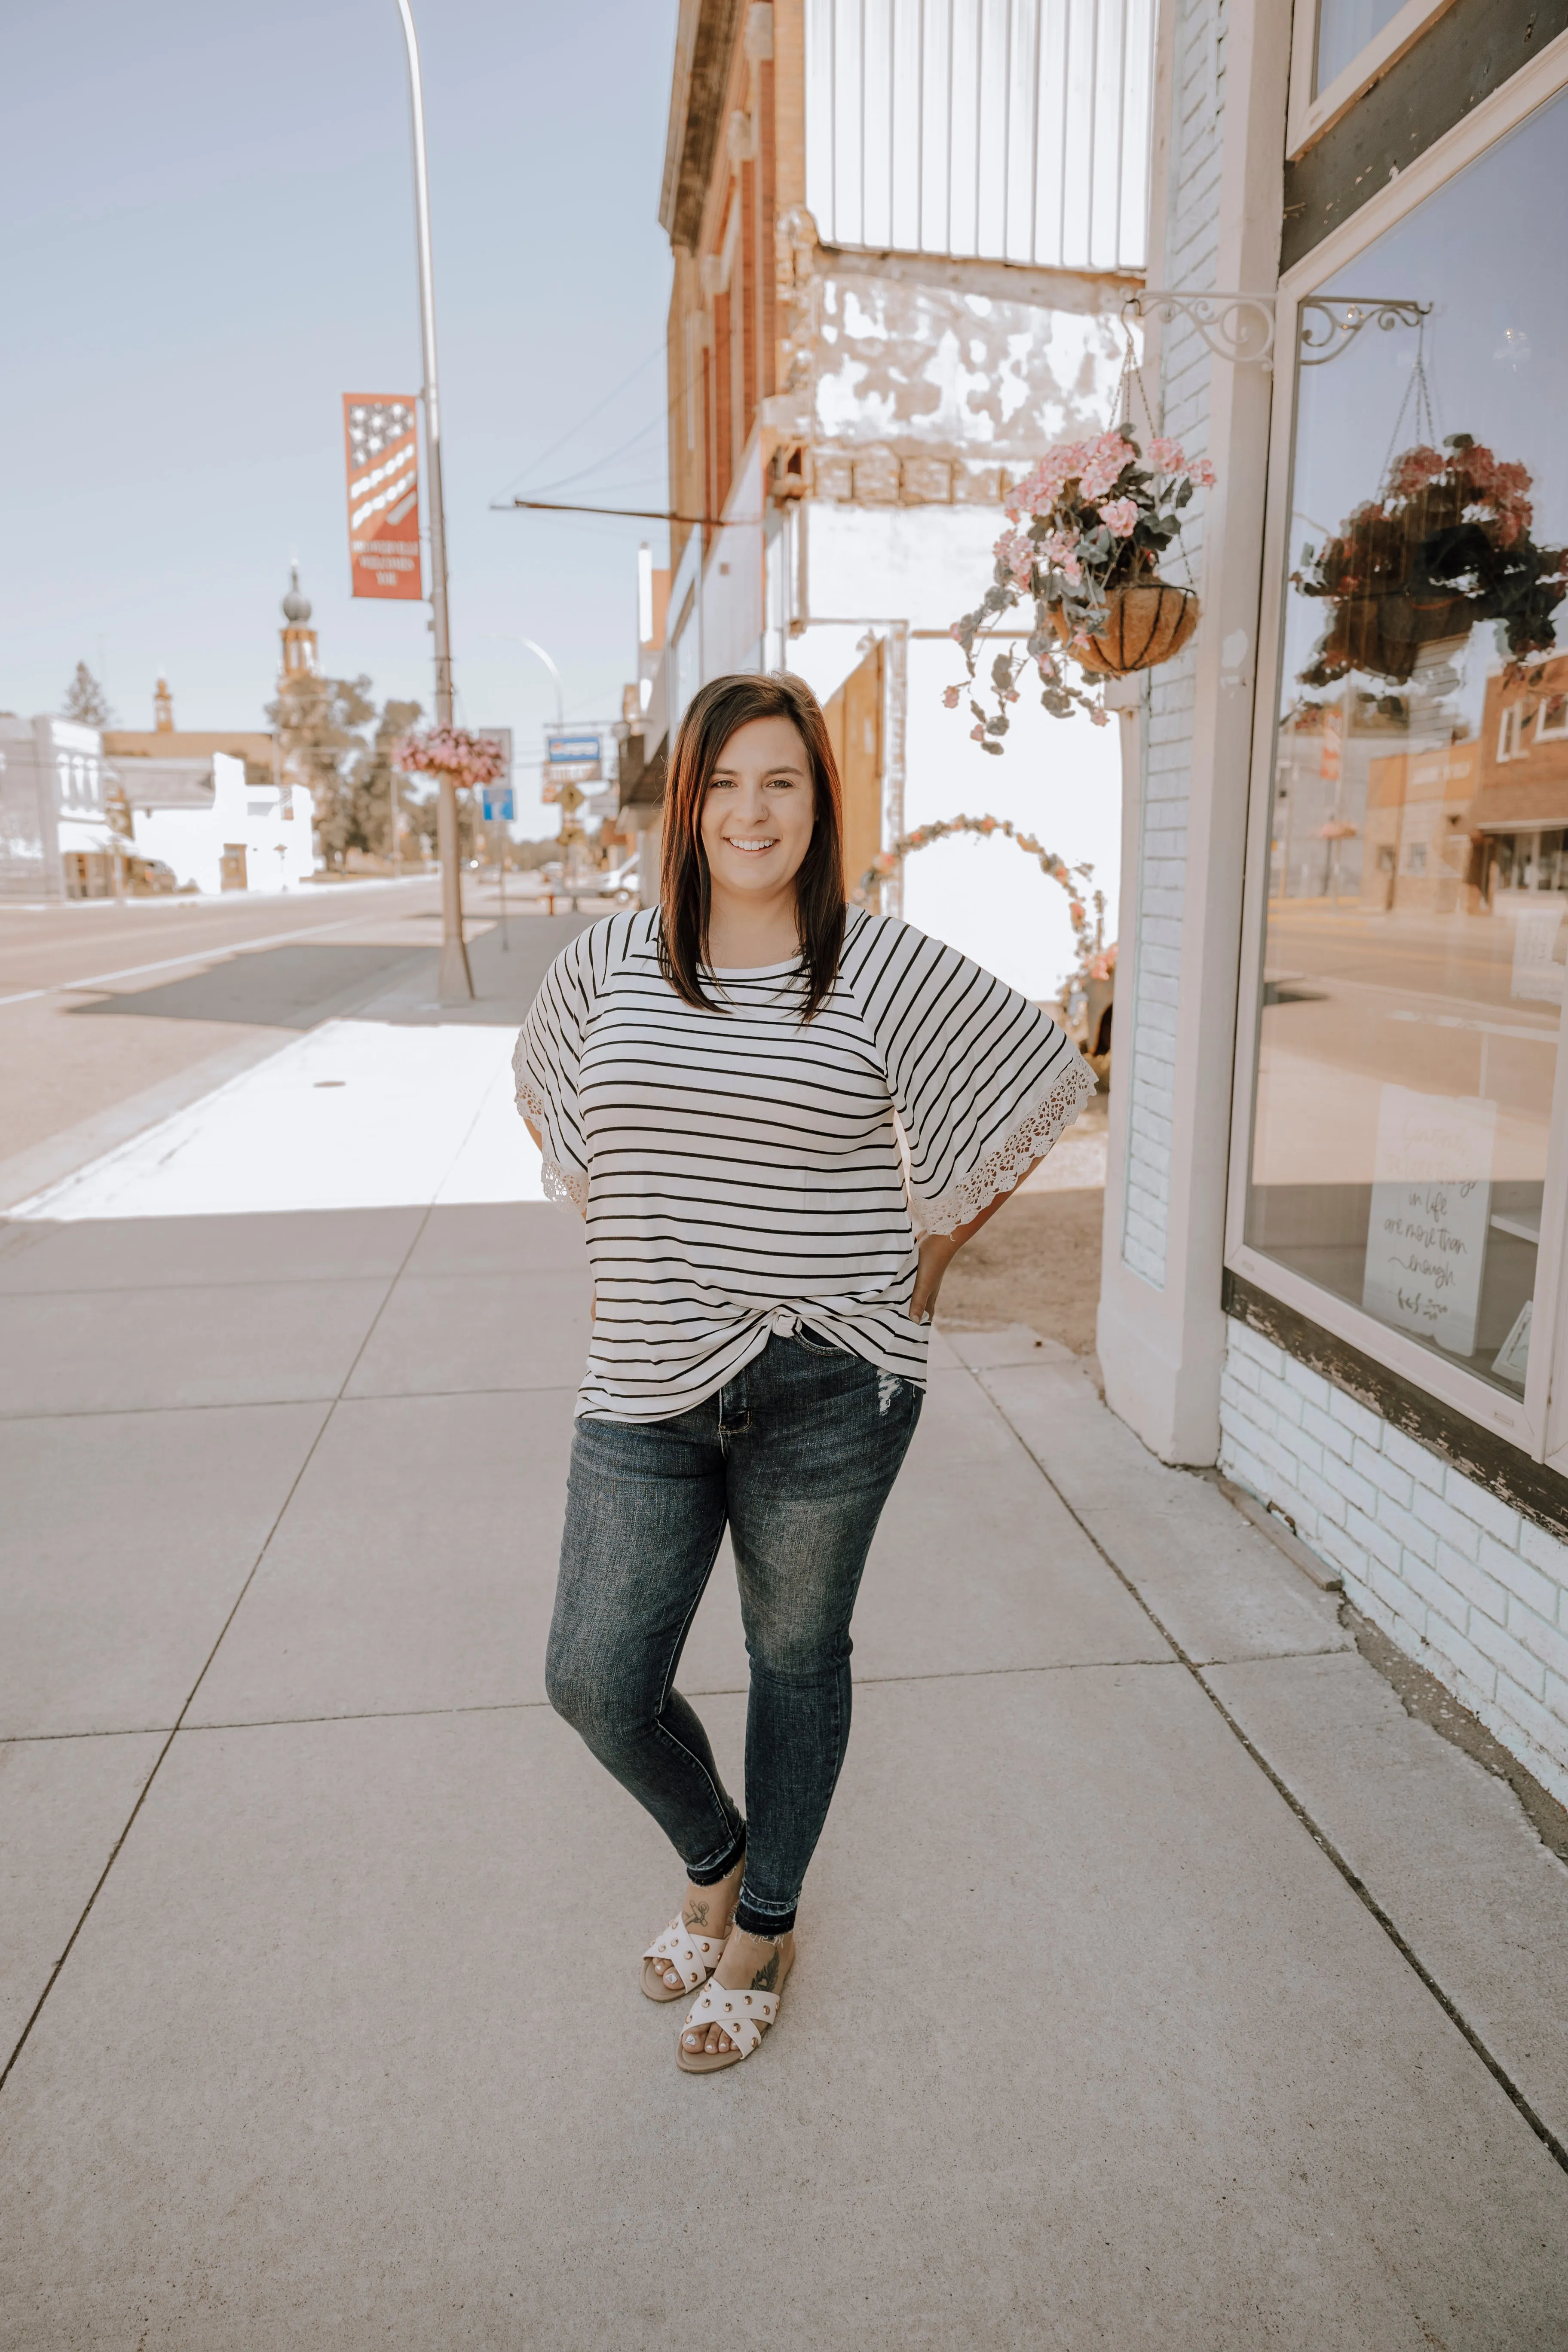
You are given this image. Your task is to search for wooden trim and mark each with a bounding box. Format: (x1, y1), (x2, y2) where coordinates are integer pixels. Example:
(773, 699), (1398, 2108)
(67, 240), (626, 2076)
(1224, 1270), (1568, 1542)
(1286, 0), (1457, 159)
(1282, 0), (1568, 270)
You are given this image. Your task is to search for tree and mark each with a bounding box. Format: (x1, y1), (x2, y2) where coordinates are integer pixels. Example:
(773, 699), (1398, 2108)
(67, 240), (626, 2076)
(345, 697), (423, 860)
(266, 672), (375, 869)
(61, 662), (114, 728)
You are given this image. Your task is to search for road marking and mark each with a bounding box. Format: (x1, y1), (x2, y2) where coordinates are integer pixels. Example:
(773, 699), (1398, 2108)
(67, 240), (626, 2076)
(0, 910), (426, 1010)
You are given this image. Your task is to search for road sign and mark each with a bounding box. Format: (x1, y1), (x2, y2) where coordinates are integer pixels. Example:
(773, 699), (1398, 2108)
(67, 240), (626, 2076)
(480, 788), (516, 822)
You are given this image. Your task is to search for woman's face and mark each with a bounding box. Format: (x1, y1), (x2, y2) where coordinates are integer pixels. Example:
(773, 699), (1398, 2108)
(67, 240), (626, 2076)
(699, 714), (816, 902)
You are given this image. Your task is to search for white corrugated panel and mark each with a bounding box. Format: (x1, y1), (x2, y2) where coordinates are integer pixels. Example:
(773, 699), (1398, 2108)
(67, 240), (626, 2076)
(805, 0), (1152, 272)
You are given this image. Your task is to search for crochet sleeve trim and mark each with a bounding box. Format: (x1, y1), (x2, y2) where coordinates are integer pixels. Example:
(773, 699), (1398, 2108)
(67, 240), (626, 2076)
(907, 1051), (1096, 1239)
(514, 1073), (588, 1215)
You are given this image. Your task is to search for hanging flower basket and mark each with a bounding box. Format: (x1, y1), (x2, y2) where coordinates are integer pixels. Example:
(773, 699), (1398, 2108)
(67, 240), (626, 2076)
(1294, 435), (1568, 689)
(944, 428), (1215, 747)
(1050, 577), (1200, 677)
(393, 725), (509, 790)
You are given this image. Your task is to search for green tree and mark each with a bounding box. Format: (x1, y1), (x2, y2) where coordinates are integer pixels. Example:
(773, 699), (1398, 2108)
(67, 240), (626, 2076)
(346, 697), (423, 860)
(61, 662), (114, 727)
(266, 672), (375, 870)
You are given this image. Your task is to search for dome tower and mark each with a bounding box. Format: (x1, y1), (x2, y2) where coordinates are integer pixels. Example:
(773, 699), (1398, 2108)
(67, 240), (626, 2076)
(280, 566), (318, 680)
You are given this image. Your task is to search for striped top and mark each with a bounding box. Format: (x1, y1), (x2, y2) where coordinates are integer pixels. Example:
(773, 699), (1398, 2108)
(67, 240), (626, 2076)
(513, 906), (1094, 1421)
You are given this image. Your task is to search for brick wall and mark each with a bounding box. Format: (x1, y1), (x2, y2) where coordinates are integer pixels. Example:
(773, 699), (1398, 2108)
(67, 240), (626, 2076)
(1219, 1320), (1568, 1811)
(1119, 0), (1225, 1288)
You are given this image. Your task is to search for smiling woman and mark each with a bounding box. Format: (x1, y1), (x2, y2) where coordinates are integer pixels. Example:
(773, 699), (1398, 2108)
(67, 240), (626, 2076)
(512, 668), (1094, 2075)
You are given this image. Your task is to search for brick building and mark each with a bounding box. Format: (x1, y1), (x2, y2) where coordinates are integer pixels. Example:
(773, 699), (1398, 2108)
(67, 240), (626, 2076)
(645, 0), (1153, 996)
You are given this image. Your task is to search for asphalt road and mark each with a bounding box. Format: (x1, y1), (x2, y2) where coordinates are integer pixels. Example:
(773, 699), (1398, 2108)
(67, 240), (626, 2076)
(0, 881), (455, 1207)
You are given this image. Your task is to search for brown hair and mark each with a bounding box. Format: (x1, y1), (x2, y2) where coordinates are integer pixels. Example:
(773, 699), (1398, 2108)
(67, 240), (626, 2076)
(658, 671), (846, 1021)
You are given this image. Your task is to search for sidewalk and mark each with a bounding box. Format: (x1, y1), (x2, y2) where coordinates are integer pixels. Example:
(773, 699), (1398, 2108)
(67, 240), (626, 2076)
(3, 925), (1568, 2346)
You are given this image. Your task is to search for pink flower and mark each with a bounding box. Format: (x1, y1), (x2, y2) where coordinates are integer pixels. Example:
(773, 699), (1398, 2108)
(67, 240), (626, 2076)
(1188, 458), (1216, 489)
(1089, 705), (1111, 728)
(942, 684), (961, 709)
(1099, 497), (1139, 538)
(971, 726), (985, 742)
(1148, 435), (1185, 472)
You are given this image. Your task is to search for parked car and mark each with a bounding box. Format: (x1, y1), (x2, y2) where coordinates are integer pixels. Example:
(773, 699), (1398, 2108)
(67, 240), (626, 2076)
(126, 856), (177, 895)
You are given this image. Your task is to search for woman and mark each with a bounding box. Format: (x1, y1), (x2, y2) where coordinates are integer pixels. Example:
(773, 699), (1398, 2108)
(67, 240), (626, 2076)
(514, 672), (1092, 2073)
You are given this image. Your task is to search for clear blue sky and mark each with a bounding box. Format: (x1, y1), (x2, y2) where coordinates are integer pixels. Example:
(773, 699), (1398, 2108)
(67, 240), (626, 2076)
(2, 0), (678, 833)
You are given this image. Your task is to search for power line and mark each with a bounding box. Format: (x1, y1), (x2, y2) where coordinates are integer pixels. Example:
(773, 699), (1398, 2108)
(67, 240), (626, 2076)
(493, 334), (666, 500)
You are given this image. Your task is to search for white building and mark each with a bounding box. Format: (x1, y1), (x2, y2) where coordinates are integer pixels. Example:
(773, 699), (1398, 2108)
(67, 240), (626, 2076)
(1100, 0), (1568, 1812)
(116, 751), (313, 894)
(0, 715), (124, 901)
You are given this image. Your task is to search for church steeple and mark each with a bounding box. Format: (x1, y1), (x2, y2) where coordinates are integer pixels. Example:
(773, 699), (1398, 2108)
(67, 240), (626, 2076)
(280, 566), (318, 680)
(153, 677), (173, 730)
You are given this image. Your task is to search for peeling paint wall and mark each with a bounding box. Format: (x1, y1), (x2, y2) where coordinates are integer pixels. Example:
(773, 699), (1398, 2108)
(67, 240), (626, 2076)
(810, 273), (1125, 458)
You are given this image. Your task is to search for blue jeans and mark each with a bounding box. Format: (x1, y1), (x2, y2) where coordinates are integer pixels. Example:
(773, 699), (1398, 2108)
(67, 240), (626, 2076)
(546, 1332), (922, 1935)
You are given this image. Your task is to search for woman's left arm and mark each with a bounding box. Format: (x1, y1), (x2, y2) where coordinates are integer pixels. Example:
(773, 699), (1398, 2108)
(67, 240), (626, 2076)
(908, 1155), (1042, 1323)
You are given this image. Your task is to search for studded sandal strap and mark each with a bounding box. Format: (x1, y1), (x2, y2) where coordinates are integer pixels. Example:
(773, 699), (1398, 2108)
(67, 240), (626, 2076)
(644, 1914), (728, 1992)
(681, 1977), (779, 2059)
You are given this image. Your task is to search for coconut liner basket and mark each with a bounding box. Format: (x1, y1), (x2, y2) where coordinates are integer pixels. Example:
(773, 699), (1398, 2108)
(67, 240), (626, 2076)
(1052, 579), (1200, 677)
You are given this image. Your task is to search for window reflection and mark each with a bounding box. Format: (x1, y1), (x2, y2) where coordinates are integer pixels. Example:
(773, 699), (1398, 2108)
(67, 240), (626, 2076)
(1247, 89), (1568, 1398)
(1314, 0), (1409, 95)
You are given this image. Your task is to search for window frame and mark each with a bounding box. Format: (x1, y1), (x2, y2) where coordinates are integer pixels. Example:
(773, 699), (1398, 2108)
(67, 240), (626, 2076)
(1286, 0), (1458, 159)
(1227, 30), (1568, 1466)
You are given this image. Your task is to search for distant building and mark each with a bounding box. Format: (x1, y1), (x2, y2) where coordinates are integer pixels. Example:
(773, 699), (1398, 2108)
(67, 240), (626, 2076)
(120, 750), (312, 895)
(103, 673), (278, 790)
(0, 716), (122, 901)
(102, 570), (323, 891)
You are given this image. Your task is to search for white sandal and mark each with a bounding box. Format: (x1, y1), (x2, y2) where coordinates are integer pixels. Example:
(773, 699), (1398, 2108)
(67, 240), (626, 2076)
(641, 1914), (732, 2003)
(675, 1966), (787, 2072)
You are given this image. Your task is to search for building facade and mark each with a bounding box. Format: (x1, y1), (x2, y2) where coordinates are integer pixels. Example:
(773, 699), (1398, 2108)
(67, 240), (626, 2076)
(1103, 0), (1568, 1810)
(648, 0), (1154, 994)
(0, 716), (122, 902)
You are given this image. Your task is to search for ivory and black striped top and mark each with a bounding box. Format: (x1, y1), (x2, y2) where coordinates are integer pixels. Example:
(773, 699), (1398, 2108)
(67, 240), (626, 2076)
(514, 905), (1093, 1421)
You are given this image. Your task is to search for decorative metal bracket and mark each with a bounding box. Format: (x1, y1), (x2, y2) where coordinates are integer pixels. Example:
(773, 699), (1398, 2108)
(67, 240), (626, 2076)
(1123, 290), (1278, 368)
(1123, 290), (1432, 372)
(1296, 297), (1432, 364)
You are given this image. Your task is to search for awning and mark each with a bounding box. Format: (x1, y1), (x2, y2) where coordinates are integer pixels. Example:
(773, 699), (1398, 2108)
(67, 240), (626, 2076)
(619, 731), (668, 811)
(1462, 781), (1568, 835)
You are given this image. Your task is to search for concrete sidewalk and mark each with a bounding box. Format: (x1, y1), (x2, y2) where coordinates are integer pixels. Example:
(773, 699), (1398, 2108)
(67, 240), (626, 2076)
(3, 930), (1568, 2346)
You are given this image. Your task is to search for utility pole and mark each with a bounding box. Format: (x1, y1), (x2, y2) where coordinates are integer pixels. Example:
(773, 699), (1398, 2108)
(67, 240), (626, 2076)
(395, 0), (472, 1001)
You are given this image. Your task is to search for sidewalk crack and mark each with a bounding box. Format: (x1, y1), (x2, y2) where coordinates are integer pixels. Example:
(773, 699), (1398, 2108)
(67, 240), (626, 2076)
(973, 1369), (1568, 2182)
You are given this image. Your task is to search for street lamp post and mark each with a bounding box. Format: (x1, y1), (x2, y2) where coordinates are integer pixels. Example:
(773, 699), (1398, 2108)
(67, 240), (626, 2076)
(394, 0), (472, 1002)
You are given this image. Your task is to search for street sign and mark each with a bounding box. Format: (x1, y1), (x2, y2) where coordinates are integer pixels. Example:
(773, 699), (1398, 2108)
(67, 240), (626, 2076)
(479, 788), (516, 822)
(545, 732), (601, 767)
(543, 728), (602, 790)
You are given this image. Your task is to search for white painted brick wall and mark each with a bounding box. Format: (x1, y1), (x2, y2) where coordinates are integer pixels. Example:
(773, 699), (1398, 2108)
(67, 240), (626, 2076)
(1118, 0), (1221, 1290)
(1219, 1320), (1568, 1811)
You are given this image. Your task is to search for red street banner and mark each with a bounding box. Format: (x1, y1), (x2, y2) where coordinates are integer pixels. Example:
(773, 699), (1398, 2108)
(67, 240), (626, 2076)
(343, 395), (422, 600)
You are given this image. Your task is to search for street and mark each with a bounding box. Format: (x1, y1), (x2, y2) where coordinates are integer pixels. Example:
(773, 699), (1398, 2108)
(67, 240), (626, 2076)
(3, 915), (1567, 2345)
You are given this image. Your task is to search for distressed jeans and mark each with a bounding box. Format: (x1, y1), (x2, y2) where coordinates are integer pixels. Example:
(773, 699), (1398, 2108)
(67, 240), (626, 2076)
(546, 1332), (922, 1935)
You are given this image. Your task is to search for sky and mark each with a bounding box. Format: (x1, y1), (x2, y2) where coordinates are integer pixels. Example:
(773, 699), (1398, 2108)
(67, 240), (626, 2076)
(2, 0), (679, 835)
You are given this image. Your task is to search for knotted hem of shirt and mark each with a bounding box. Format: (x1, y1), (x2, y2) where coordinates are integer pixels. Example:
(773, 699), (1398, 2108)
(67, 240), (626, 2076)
(907, 1051), (1097, 1239)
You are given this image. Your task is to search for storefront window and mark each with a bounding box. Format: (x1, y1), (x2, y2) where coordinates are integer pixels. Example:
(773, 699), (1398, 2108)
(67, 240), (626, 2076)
(1246, 88), (1568, 1400)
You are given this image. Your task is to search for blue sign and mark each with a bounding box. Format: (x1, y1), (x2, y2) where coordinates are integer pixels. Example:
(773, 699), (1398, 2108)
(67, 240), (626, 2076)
(480, 788), (516, 823)
(545, 732), (601, 765)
